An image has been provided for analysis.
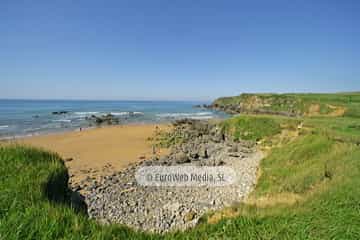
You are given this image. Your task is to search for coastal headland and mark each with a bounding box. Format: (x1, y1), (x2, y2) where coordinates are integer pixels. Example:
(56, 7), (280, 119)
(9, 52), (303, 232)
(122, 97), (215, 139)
(1, 92), (360, 237)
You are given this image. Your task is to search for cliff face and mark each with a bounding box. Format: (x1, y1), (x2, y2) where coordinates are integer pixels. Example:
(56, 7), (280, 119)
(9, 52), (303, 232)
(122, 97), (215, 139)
(209, 93), (349, 117)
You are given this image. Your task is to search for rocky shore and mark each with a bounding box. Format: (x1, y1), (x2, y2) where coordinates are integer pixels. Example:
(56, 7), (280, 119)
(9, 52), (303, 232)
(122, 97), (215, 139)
(208, 103), (299, 117)
(71, 119), (263, 233)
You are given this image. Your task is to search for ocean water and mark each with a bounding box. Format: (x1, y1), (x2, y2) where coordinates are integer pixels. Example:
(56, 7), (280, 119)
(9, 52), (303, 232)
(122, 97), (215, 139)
(0, 100), (227, 139)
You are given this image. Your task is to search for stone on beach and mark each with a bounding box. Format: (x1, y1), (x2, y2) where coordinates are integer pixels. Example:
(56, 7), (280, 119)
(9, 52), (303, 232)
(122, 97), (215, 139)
(77, 119), (263, 233)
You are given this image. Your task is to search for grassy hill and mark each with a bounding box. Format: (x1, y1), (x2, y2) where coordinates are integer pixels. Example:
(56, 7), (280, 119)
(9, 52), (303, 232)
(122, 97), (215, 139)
(1, 93), (360, 239)
(211, 92), (360, 118)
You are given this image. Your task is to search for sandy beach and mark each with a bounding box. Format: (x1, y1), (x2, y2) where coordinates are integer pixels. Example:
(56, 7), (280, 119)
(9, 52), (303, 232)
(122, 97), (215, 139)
(12, 124), (170, 184)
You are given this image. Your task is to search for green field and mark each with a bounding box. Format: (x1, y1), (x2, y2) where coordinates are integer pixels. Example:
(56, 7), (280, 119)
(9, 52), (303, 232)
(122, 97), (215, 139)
(1, 93), (360, 239)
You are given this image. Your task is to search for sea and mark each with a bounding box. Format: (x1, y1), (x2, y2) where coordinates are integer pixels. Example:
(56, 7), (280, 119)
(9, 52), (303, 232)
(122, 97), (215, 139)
(0, 99), (227, 139)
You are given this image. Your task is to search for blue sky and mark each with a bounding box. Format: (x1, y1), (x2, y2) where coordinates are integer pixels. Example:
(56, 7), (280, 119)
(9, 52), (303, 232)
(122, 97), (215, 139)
(1, 0), (359, 101)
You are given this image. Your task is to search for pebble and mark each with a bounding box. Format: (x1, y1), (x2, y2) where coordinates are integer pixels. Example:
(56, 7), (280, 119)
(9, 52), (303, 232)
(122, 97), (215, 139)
(73, 119), (263, 233)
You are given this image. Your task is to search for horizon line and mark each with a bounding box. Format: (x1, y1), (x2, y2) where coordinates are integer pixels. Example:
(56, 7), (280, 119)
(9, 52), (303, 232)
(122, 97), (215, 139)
(0, 98), (213, 102)
(1, 91), (359, 102)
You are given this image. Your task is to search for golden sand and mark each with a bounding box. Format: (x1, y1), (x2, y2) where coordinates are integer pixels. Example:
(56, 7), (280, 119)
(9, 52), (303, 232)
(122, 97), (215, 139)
(14, 124), (170, 184)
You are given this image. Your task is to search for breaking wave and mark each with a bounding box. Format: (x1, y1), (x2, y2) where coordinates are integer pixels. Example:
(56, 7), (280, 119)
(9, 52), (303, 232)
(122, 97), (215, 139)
(111, 112), (144, 116)
(52, 119), (72, 123)
(156, 112), (214, 119)
(74, 112), (99, 115)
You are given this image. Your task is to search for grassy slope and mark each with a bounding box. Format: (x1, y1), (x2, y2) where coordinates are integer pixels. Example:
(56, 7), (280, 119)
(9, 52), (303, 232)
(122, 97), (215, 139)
(213, 92), (360, 117)
(1, 93), (360, 239)
(0, 146), (152, 239)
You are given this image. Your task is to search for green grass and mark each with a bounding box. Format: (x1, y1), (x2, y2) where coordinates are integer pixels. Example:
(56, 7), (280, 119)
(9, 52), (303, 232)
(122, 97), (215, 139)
(0, 146), (154, 240)
(149, 128), (185, 148)
(213, 92), (360, 117)
(1, 94), (360, 239)
(205, 116), (360, 239)
(221, 115), (283, 141)
(255, 133), (336, 194)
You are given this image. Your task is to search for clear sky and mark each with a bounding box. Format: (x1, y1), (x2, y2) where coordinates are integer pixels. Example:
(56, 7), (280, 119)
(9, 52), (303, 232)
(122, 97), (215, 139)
(1, 0), (359, 101)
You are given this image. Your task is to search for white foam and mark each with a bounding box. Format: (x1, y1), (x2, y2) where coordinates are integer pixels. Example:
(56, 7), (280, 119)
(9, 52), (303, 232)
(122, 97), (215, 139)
(133, 112), (144, 115)
(156, 112), (213, 118)
(0, 125), (9, 129)
(110, 111), (144, 116)
(195, 112), (213, 116)
(24, 127), (42, 132)
(188, 116), (214, 120)
(111, 112), (130, 116)
(52, 119), (72, 123)
(156, 113), (191, 117)
(74, 112), (99, 115)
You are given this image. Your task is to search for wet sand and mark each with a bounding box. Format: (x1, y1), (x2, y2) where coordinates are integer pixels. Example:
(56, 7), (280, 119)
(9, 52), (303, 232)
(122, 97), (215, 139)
(14, 124), (170, 184)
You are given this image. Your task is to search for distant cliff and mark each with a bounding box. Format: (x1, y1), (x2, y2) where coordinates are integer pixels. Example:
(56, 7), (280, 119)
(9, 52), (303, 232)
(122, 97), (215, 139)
(208, 93), (359, 117)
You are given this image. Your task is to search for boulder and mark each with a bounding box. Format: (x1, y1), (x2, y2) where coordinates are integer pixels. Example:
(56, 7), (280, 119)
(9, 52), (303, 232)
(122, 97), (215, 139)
(173, 152), (189, 164)
(228, 145), (238, 153)
(52, 111), (69, 115)
(199, 146), (208, 159)
(86, 114), (120, 126)
(184, 210), (197, 222)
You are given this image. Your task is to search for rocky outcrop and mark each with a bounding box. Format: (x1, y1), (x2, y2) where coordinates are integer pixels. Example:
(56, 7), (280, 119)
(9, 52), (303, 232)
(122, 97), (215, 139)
(208, 103), (241, 114)
(206, 94), (303, 117)
(52, 111), (69, 115)
(207, 93), (347, 117)
(85, 114), (120, 126)
(156, 119), (255, 167)
(73, 119), (263, 233)
(193, 104), (211, 109)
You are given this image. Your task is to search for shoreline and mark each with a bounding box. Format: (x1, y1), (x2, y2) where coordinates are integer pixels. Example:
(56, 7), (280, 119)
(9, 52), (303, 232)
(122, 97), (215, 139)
(9, 123), (171, 186)
(0, 121), (173, 141)
(0, 116), (226, 142)
(0, 117), (226, 191)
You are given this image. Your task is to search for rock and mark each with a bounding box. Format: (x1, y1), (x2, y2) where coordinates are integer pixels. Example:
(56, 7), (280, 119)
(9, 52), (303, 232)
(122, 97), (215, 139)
(52, 111), (69, 115)
(151, 156), (159, 161)
(158, 156), (171, 165)
(86, 114), (120, 126)
(228, 145), (238, 153)
(81, 117), (263, 233)
(228, 153), (240, 158)
(165, 202), (181, 212)
(211, 134), (223, 143)
(189, 151), (199, 160)
(199, 146), (208, 158)
(65, 157), (73, 162)
(184, 210), (197, 222)
(174, 152), (189, 164)
(193, 104), (211, 109)
(72, 184), (81, 191)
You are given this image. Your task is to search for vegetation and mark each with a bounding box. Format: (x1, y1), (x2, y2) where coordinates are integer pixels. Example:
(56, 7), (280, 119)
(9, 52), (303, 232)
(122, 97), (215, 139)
(1, 92), (360, 239)
(206, 116), (360, 239)
(213, 92), (360, 117)
(0, 146), (152, 239)
(221, 115), (299, 141)
(148, 128), (184, 148)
